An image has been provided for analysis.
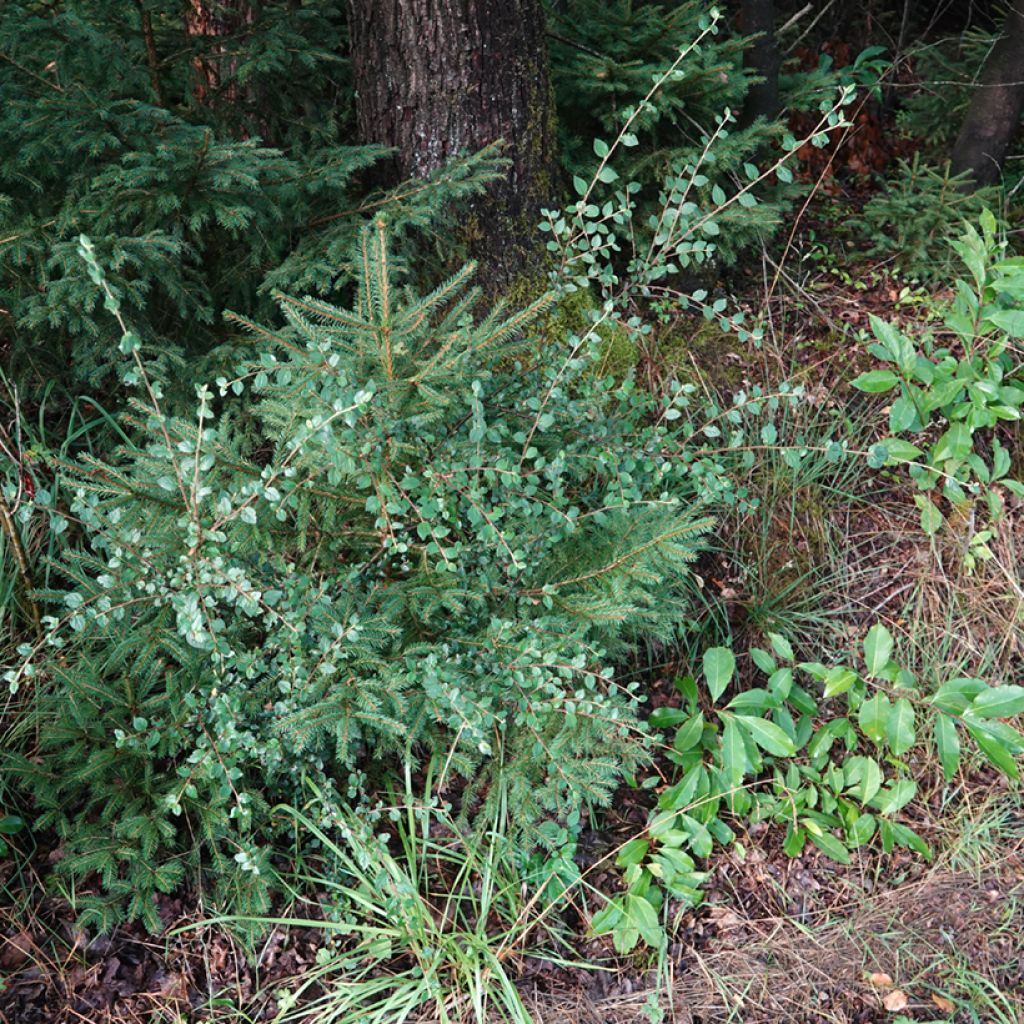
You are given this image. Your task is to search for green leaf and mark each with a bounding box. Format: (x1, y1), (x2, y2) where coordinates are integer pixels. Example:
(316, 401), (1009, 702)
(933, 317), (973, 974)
(848, 813), (877, 846)
(971, 685), (1024, 718)
(887, 821), (931, 860)
(845, 755), (883, 805)
(888, 396), (917, 433)
(858, 693), (890, 744)
(963, 719), (1020, 780)
(658, 766), (702, 811)
(726, 688), (774, 712)
(863, 624), (893, 677)
(932, 676), (987, 714)
(750, 648), (777, 674)
(783, 825), (806, 857)
(867, 443), (889, 468)
(590, 900), (623, 934)
(673, 713), (705, 752)
(721, 718), (746, 789)
(616, 839), (649, 867)
(649, 707), (690, 728)
(932, 422), (972, 462)
(798, 661), (829, 681)
(624, 894), (663, 948)
(734, 715), (796, 757)
(593, 138), (609, 158)
(986, 309), (1024, 337)
(881, 438), (923, 464)
(886, 698), (916, 756)
(879, 818), (896, 854)
(679, 814), (714, 859)
(914, 494), (943, 535)
(810, 830), (851, 864)
(823, 666), (857, 698)
(703, 647), (735, 704)
(768, 667), (794, 701)
(611, 926), (640, 954)
(934, 715), (961, 782)
(872, 778), (916, 815)
(768, 632), (794, 662)
(851, 370), (899, 393)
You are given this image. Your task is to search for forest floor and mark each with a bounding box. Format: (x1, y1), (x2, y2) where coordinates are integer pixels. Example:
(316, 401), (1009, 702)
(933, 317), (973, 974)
(2, 267), (1022, 1024)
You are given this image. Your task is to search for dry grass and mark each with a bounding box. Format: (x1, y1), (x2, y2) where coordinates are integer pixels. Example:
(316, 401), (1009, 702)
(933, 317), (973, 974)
(525, 864), (1023, 1024)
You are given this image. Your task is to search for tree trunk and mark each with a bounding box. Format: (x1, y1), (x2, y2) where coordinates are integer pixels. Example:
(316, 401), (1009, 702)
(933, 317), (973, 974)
(737, 0), (780, 128)
(184, 0), (255, 109)
(347, 0), (557, 289)
(950, 2), (1024, 188)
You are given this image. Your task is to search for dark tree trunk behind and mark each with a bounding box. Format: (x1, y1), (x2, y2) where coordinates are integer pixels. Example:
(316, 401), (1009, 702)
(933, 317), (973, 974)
(184, 0), (254, 108)
(347, 0), (557, 288)
(950, 2), (1024, 188)
(737, 0), (780, 128)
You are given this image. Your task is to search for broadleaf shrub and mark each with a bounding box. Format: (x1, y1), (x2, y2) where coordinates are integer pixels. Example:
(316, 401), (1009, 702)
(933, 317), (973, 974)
(854, 209), (1024, 538)
(594, 624), (1024, 954)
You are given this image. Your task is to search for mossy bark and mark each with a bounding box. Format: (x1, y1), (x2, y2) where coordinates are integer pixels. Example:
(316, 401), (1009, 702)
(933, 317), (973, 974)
(347, 0), (558, 290)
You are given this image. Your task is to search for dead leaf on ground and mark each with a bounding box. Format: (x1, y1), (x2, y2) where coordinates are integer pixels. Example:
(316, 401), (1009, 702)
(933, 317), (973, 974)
(706, 906), (743, 931)
(883, 989), (909, 1012)
(932, 993), (955, 1013)
(868, 971), (893, 987)
(0, 931), (36, 969)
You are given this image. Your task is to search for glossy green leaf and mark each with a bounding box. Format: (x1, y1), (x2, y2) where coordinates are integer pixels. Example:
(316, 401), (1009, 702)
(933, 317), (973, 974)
(590, 899), (623, 934)
(932, 422), (972, 462)
(851, 370), (899, 393)
(703, 647), (735, 704)
(845, 755), (882, 805)
(624, 893), (663, 947)
(886, 698), (916, 756)
(810, 830), (851, 864)
(889, 396), (917, 432)
(616, 838), (649, 867)
(872, 778), (916, 815)
(649, 707), (690, 728)
(881, 438), (923, 464)
(783, 824), (806, 857)
(768, 632), (794, 662)
(673, 713), (705, 752)
(913, 493), (943, 535)
(963, 719), (1020, 780)
(971, 685), (1024, 718)
(734, 714), (796, 757)
(863, 624), (893, 677)
(848, 813), (877, 846)
(721, 718), (746, 789)
(858, 693), (890, 743)
(931, 677), (986, 714)
(823, 666), (857, 698)
(934, 714), (961, 782)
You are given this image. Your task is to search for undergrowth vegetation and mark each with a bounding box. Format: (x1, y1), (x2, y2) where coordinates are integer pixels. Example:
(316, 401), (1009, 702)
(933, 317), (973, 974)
(1, 2), (1022, 1022)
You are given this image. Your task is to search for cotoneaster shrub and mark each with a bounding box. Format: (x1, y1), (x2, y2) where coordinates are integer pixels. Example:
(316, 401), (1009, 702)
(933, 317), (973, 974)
(3, 223), (719, 930)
